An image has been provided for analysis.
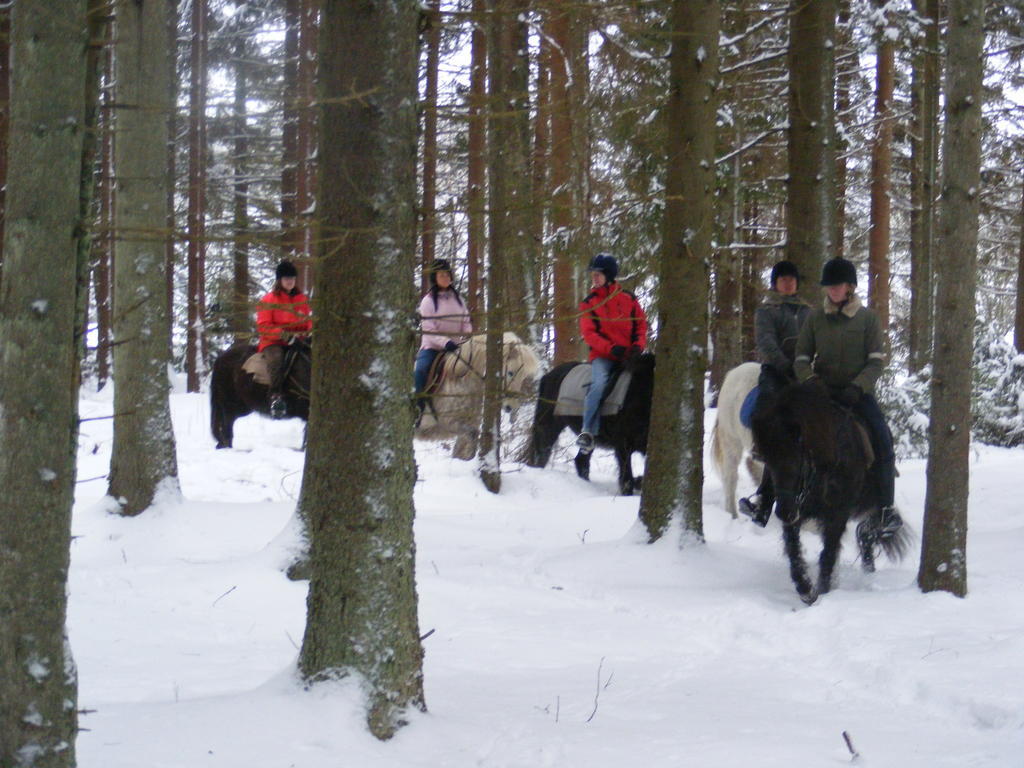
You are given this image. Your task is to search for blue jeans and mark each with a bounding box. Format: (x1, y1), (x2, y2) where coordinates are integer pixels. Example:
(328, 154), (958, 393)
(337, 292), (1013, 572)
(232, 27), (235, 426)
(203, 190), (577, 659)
(414, 348), (440, 395)
(582, 357), (616, 435)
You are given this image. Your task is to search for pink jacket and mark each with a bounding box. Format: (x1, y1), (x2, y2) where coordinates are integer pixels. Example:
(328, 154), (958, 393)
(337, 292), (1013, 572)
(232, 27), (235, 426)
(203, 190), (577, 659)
(419, 289), (472, 351)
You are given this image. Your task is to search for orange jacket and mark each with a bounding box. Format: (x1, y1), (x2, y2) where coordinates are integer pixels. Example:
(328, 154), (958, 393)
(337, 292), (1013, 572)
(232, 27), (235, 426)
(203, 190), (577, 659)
(578, 282), (648, 362)
(256, 288), (312, 352)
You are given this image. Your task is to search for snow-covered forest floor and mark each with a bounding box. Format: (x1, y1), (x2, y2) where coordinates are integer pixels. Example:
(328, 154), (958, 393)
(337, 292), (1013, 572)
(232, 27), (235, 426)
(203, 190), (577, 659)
(69, 384), (1024, 767)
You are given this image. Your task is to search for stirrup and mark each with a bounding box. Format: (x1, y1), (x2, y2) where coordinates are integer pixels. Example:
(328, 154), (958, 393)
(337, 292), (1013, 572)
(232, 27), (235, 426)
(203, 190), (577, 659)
(739, 496), (770, 527)
(576, 431), (595, 455)
(270, 394), (287, 419)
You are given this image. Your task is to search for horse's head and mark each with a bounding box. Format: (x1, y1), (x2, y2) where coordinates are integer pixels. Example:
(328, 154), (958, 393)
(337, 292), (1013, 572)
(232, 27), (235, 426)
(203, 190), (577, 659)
(500, 331), (540, 411)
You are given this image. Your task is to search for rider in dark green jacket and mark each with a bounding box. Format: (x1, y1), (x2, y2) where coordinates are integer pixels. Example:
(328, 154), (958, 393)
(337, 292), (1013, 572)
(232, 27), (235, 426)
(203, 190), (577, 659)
(793, 257), (903, 539)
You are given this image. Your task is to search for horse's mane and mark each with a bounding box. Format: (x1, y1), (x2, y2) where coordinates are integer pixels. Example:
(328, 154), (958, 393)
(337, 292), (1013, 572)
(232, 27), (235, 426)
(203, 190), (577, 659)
(778, 380), (840, 467)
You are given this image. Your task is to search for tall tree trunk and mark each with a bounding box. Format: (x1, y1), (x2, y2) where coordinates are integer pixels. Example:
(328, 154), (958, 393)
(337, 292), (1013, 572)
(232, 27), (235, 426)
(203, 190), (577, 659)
(95, 8), (116, 388)
(495, 0), (536, 345)
(296, 0), (317, 285)
(421, 0), (441, 289)
(834, 0), (852, 257)
(232, 25), (251, 340)
(1016, 178), (1024, 353)
(0, 8), (10, 283)
(867, 1), (894, 333)
(785, 0), (837, 302)
(0, 2), (87, 764)
(282, 0), (299, 259)
(918, 0), (985, 599)
(479, 0), (520, 492)
(298, 0), (425, 740)
(549, 1), (579, 364)
(186, 0), (208, 393)
(709, 151), (742, 399)
(165, 0), (177, 356)
(531, 17), (549, 341)
(466, 0), (487, 318)
(909, 0), (940, 372)
(108, 0), (181, 516)
(638, 0), (718, 543)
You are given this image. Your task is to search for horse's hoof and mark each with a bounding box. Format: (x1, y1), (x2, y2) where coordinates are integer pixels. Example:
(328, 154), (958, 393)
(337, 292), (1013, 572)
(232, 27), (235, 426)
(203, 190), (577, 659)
(799, 588), (818, 606)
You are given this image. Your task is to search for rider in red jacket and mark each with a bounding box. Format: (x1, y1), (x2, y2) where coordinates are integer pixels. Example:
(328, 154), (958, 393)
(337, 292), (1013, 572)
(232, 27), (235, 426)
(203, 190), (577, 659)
(576, 253), (648, 453)
(256, 260), (311, 417)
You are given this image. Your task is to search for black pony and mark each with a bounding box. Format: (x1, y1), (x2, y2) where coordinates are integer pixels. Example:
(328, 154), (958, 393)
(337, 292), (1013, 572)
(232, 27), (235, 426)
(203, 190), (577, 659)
(752, 377), (910, 605)
(527, 353), (654, 495)
(209, 340), (312, 449)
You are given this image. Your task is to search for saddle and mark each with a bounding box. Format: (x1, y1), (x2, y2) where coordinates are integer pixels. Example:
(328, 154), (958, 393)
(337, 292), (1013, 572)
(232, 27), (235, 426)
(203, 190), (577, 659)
(553, 363), (632, 418)
(424, 350), (452, 396)
(241, 347), (271, 385)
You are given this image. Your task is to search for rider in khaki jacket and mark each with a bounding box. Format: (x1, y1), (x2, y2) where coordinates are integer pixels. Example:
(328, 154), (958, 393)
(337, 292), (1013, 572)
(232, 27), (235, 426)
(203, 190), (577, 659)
(793, 257), (903, 540)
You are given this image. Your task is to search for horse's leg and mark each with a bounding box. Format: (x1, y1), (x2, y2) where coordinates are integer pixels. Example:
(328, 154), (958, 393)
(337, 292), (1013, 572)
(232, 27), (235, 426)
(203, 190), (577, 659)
(720, 435), (740, 518)
(527, 405), (561, 469)
(573, 450), (591, 481)
(857, 515), (877, 573)
(615, 444), (635, 495)
(781, 521), (816, 604)
(815, 514), (848, 596)
(452, 429), (477, 461)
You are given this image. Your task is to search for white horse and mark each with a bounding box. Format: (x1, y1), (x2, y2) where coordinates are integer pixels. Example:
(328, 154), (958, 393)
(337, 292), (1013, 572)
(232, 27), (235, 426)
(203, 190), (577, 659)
(416, 331), (541, 460)
(710, 362), (763, 518)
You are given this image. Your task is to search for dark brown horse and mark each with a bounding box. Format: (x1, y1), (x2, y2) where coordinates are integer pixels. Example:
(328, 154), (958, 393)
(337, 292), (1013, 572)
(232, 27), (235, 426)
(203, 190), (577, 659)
(752, 378), (910, 604)
(209, 340), (311, 448)
(527, 353), (654, 495)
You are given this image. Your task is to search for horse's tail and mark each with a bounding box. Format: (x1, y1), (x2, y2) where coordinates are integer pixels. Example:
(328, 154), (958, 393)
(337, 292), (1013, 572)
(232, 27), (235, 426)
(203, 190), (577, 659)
(710, 417), (724, 478)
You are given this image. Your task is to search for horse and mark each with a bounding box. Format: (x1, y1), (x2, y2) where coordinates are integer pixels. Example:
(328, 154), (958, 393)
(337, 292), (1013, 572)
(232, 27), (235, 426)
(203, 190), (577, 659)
(710, 361), (763, 518)
(209, 339), (311, 449)
(752, 377), (910, 605)
(415, 331), (541, 460)
(527, 353), (654, 496)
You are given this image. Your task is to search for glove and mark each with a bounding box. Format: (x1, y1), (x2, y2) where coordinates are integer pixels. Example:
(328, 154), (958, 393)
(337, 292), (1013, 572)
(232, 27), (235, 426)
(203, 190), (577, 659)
(444, 340), (459, 353)
(610, 345), (627, 360)
(628, 345), (643, 360)
(837, 383), (862, 407)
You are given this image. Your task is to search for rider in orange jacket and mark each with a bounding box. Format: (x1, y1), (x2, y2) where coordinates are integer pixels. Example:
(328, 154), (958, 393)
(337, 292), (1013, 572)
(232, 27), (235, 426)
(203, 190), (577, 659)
(576, 253), (648, 454)
(256, 260), (311, 417)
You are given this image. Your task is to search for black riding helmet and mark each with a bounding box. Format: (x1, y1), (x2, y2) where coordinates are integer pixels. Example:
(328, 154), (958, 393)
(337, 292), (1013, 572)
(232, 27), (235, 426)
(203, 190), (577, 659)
(428, 258), (453, 287)
(820, 257), (858, 286)
(588, 252), (618, 283)
(276, 260), (298, 280)
(770, 260), (800, 287)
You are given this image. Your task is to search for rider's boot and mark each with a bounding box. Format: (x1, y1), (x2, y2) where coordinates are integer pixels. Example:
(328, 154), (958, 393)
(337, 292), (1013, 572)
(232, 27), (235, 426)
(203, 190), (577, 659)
(270, 392), (287, 419)
(739, 471), (774, 527)
(576, 431), (595, 455)
(874, 458), (902, 540)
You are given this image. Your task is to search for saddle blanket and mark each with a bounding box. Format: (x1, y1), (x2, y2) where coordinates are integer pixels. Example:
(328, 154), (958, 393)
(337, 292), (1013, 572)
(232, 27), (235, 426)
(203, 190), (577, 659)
(553, 364), (632, 418)
(740, 385), (759, 429)
(241, 350), (272, 386)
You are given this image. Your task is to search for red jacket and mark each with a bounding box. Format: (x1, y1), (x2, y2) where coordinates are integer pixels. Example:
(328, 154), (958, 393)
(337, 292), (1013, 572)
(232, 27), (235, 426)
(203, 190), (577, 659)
(579, 282), (648, 362)
(256, 288), (312, 351)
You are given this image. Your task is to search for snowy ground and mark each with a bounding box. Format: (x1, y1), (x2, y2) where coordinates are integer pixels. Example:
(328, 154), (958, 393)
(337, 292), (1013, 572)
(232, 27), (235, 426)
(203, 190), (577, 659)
(69, 385), (1024, 767)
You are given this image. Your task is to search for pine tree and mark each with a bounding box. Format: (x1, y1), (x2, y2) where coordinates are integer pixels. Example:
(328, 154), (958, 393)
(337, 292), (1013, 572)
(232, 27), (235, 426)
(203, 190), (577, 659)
(0, 2), (88, 763)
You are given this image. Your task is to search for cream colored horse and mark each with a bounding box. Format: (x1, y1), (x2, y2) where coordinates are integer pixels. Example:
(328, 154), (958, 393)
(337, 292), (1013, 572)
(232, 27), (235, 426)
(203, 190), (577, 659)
(710, 362), (762, 517)
(416, 332), (541, 460)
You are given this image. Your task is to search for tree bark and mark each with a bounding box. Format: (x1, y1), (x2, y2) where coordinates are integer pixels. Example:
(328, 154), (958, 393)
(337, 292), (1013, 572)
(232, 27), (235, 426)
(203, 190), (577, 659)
(282, 0), (299, 260)
(0, 8), (10, 282)
(295, 0), (318, 285)
(0, 2), (87, 764)
(232, 22), (251, 341)
(94, 5), (116, 387)
(1016, 178), (1024, 353)
(638, 0), (718, 543)
(548, 1), (580, 364)
(466, 0), (487, 318)
(867, 1), (895, 334)
(785, 0), (836, 302)
(918, 0), (985, 599)
(421, 0), (441, 289)
(186, 0), (208, 393)
(108, 0), (181, 516)
(834, 0), (852, 257)
(298, 0), (425, 740)
(909, 0), (940, 371)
